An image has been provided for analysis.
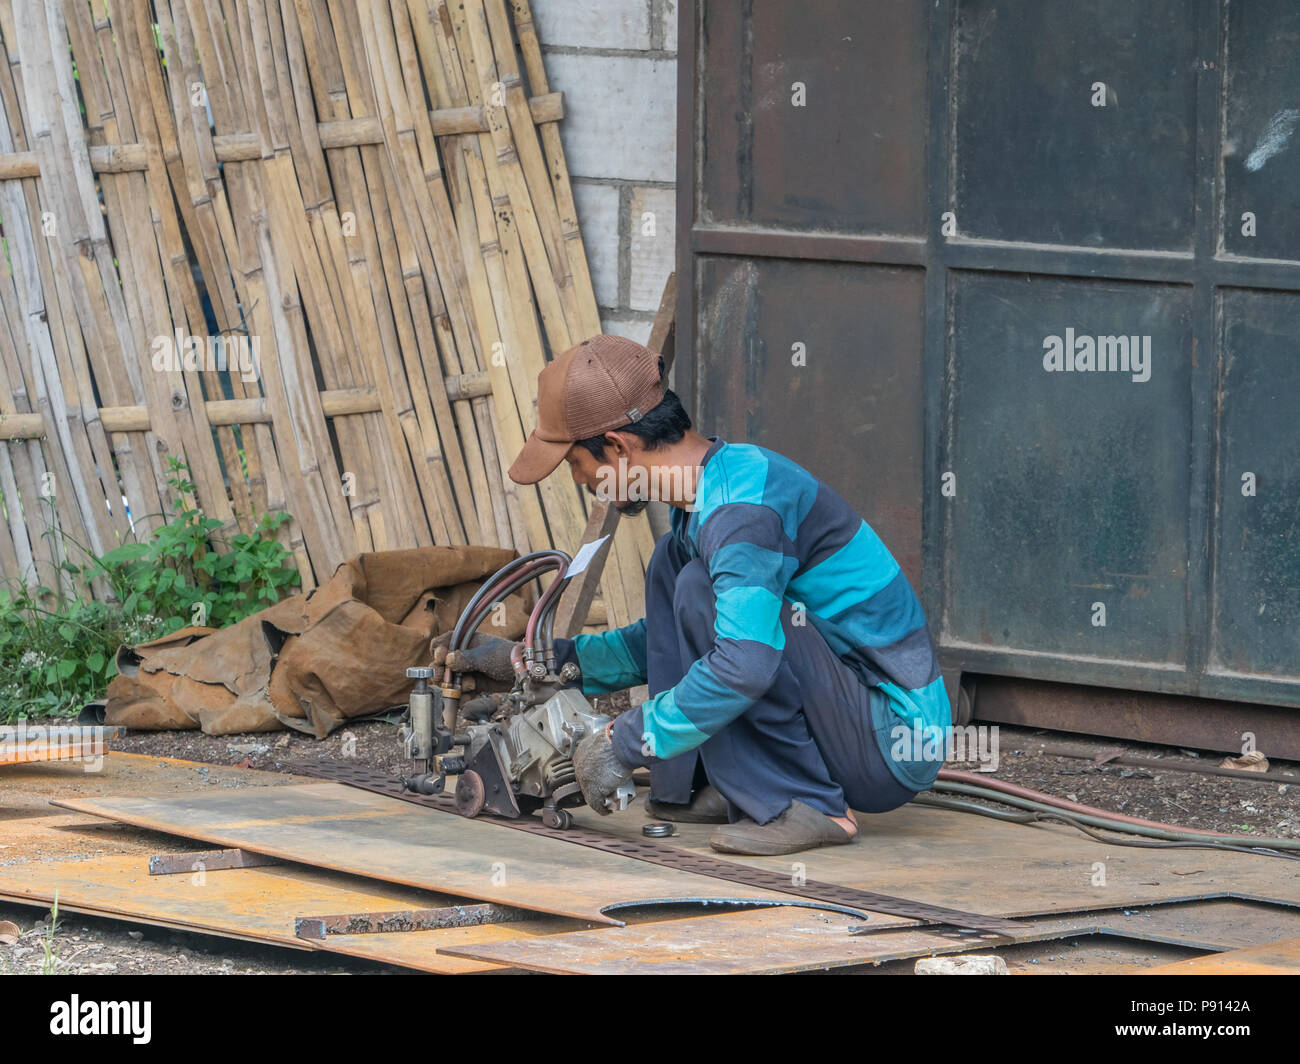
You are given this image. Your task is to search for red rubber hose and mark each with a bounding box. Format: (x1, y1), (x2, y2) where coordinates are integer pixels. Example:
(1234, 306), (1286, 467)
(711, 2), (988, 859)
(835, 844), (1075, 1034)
(936, 768), (1224, 837)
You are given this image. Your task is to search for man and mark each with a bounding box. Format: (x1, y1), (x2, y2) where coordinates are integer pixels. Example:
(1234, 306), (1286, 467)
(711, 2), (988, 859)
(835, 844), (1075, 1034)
(448, 333), (951, 855)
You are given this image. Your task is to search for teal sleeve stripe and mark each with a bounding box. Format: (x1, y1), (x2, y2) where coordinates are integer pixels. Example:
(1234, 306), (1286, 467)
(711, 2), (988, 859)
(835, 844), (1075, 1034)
(707, 540), (799, 592)
(572, 618), (648, 695)
(639, 651), (775, 760)
(789, 521), (900, 615)
(879, 675), (952, 731)
(641, 640), (784, 758)
(714, 585), (786, 648)
(637, 685), (712, 761)
(634, 486), (793, 754)
(693, 448), (770, 524)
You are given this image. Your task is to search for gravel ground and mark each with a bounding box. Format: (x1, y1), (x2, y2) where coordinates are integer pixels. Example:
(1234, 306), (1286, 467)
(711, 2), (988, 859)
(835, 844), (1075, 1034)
(943, 727), (1300, 841)
(0, 906), (400, 976)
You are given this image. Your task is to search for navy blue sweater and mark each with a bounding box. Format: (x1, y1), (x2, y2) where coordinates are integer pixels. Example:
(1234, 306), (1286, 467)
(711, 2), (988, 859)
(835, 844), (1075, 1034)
(559, 438), (949, 791)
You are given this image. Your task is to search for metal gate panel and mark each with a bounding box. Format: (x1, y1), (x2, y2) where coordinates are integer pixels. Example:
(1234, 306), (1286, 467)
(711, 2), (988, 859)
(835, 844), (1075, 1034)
(699, 0), (928, 234)
(955, 0), (1198, 250)
(694, 256), (927, 586)
(944, 272), (1194, 665)
(1212, 289), (1300, 682)
(678, 0), (1300, 711)
(1222, 0), (1300, 262)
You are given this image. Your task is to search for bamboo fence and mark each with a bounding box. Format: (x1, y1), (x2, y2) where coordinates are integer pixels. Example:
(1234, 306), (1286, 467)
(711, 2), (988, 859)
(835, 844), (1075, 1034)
(0, 0), (655, 630)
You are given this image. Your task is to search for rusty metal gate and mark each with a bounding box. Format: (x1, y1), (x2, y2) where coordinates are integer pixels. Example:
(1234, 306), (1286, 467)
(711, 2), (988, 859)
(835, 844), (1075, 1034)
(675, 0), (1300, 715)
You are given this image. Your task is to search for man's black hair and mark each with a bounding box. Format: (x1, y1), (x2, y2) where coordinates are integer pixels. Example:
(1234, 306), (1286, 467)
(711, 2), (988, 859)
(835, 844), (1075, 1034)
(575, 359), (691, 460)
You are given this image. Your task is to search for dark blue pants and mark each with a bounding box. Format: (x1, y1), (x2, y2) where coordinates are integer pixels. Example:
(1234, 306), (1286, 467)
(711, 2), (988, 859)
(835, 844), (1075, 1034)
(644, 531), (918, 825)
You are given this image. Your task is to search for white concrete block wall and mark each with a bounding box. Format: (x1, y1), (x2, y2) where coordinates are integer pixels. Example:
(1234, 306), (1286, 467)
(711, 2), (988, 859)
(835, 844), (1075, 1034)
(532, 0), (678, 347)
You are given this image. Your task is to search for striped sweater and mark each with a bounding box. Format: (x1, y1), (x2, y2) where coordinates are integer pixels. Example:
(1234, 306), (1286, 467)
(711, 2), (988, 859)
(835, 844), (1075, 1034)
(560, 437), (950, 792)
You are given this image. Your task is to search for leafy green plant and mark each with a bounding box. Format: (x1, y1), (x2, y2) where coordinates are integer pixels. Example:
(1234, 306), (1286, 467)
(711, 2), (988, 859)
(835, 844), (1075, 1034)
(0, 583), (156, 718)
(0, 457), (300, 721)
(92, 457), (300, 633)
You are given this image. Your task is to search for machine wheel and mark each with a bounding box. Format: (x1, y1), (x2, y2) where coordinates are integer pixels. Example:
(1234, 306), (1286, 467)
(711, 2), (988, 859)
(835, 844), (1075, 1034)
(455, 770), (486, 817)
(542, 806), (573, 830)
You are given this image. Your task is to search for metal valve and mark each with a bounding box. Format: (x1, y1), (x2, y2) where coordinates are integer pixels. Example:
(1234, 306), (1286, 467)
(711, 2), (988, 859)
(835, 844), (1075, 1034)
(404, 666), (437, 761)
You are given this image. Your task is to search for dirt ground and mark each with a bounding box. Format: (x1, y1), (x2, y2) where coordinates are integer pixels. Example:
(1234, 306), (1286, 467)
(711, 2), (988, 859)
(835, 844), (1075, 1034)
(2, 713), (1297, 974)
(944, 727), (1300, 842)
(0, 909), (398, 976)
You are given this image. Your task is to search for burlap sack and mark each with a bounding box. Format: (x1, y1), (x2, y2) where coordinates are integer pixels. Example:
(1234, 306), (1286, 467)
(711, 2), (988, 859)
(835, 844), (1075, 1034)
(104, 546), (532, 737)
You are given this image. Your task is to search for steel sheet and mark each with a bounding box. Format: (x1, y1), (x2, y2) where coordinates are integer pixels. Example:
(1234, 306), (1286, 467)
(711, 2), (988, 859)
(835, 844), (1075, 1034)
(1137, 936), (1300, 975)
(0, 853), (581, 974)
(442, 899), (1300, 975)
(52, 783), (835, 925)
(568, 800), (1300, 918)
(439, 906), (1081, 974)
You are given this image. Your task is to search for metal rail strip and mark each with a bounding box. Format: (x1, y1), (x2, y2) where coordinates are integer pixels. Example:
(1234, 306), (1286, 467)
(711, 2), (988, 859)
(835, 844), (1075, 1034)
(287, 761), (1022, 939)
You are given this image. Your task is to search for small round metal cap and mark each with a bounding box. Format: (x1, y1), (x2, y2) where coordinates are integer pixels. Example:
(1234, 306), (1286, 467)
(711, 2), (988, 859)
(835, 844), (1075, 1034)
(406, 666), (435, 679)
(642, 822), (675, 838)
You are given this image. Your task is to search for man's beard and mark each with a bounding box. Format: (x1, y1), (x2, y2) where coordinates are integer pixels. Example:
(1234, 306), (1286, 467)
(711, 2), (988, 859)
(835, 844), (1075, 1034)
(585, 482), (650, 516)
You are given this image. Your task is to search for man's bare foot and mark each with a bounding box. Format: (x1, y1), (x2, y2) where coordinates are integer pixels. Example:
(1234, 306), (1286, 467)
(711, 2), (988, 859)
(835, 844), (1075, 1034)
(829, 808), (858, 839)
(710, 801), (857, 855)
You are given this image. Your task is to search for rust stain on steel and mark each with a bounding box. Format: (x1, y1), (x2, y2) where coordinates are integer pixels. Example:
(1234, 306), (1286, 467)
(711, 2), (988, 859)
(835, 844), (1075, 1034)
(574, 799), (1300, 918)
(318, 922), (583, 974)
(439, 906), (1082, 976)
(1, 751), (295, 807)
(52, 783), (816, 926)
(1137, 936), (1300, 975)
(445, 899), (1300, 975)
(0, 851), (578, 974)
(0, 744), (89, 767)
(291, 761), (1015, 935)
(0, 853), (451, 946)
(973, 676), (1300, 761)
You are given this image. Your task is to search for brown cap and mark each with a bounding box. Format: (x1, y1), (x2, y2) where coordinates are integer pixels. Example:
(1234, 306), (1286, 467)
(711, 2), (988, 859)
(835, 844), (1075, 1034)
(508, 334), (665, 484)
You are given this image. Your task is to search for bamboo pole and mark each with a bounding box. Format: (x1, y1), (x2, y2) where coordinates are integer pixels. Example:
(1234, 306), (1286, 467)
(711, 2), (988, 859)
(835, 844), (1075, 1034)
(0, 0), (654, 629)
(0, 94), (564, 179)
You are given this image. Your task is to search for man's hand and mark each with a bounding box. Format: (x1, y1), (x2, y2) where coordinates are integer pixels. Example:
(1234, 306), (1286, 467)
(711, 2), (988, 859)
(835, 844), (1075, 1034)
(430, 632), (517, 693)
(572, 729), (633, 815)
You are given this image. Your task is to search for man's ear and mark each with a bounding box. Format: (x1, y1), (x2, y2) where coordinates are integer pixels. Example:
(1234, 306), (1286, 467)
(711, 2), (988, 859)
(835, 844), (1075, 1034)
(603, 431), (637, 460)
